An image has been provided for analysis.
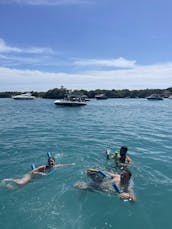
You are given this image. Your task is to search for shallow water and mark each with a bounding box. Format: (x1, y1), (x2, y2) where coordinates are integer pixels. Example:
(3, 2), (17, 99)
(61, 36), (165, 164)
(0, 98), (172, 229)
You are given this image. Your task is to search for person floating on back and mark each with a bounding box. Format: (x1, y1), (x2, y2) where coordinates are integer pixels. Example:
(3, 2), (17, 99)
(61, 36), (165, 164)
(0, 153), (75, 188)
(74, 167), (136, 202)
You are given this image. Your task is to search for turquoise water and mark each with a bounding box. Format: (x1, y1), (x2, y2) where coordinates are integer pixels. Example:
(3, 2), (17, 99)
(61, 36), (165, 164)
(0, 98), (172, 229)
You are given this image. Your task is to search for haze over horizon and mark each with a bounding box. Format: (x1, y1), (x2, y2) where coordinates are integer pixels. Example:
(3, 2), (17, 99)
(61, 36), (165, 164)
(0, 0), (172, 91)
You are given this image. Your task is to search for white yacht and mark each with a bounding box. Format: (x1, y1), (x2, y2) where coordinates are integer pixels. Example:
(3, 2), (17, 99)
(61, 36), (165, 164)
(95, 94), (108, 100)
(12, 93), (36, 100)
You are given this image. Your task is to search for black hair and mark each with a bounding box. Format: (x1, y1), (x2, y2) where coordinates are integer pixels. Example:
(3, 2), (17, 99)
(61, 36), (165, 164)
(119, 146), (128, 163)
(122, 168), (132, 179)
(120, 168), (132, 187)
(120, 146), (128, 154)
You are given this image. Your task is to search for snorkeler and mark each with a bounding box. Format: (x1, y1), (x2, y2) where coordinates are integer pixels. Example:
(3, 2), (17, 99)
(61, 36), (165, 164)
(106, 146), (134, 167)
(1, 155), (75, 188)
(74, 167), (136, 202)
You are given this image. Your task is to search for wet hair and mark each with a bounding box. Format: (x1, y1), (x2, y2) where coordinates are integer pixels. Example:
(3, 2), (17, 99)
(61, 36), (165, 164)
(120, 168), (132, 188)
(48, 157), (55, 163)
(46, 157), (55, 169)
(121, 168), (132, 179)
(119, 146), (128, 163)
(120, 146), (128, 154)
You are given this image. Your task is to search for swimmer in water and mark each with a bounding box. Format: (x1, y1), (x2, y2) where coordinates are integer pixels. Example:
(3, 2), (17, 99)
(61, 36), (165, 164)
(1, 157), (75, 188)
(106, 146), (134, 168)
(74, 168), (136, 202)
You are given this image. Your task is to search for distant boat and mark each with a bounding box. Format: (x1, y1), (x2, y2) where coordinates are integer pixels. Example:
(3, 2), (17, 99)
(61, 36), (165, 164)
(54, 94), (87, 106)
(95, 94), (108, 100)
(81, 95), (90, 101)
(12, 93), (36, 100)
(147, 94), (163, 100)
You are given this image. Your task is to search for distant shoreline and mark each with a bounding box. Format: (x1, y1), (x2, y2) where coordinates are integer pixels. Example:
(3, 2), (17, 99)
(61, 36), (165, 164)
(0, 87), (171, 99)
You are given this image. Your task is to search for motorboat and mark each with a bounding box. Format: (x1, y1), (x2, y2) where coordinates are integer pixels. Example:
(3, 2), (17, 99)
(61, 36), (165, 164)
(12, 93), (36, 100)
(54, 94), (87, 106)
(95, 94), (108, 100)
(147, 94), (163, 100)
(81, 95), (90, 101)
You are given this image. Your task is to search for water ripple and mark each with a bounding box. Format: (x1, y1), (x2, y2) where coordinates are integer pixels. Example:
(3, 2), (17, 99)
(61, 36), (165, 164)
(0, 98), (172, 229)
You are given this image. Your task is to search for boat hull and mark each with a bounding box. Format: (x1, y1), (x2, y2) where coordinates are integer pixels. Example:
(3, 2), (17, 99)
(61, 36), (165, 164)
(147, 98), (163, 100)
(12, 97), (35, 100)
(54, 100), (86, 106)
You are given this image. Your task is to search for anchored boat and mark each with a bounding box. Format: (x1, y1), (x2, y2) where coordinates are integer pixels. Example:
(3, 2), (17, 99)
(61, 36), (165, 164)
(147, 94), (163, 100)
(12, 93), (36, 100)
(54, 94), (87, 106)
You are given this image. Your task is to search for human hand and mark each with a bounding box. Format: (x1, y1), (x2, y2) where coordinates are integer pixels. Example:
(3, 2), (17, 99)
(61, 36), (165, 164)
(119, 192), (136, 202)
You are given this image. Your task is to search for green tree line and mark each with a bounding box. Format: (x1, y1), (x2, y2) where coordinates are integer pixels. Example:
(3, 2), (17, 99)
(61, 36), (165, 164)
(0, 87), (172, 99)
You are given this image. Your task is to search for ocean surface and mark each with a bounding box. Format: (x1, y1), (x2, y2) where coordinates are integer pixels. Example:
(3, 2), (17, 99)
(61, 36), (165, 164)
(0, 98), (172, 229)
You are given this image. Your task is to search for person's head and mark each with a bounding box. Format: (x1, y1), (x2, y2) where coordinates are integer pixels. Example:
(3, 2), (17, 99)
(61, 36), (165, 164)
(120, 168), (132, 185)
(48, 157), (55, 167)
(120, 146), (128, 156)
(119, 146), (128, 163)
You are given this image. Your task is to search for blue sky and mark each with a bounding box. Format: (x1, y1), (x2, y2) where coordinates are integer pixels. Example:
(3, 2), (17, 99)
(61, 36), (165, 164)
(0, 0), (172, 91)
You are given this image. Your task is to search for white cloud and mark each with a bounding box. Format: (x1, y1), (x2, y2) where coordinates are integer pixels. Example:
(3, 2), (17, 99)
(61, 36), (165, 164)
(0, 38), (58, 67)
(22, 47), (55, 55)
(0, 38), (171, 91)
(0, 38), (55, 55)
(0, 0), (94, 5)
(0, 62), (171, 91)
(0, 54), (48, 66)
(0, 38), (21, 53)
(0, 38), (137, 70)
(74, 57), (136, 68)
